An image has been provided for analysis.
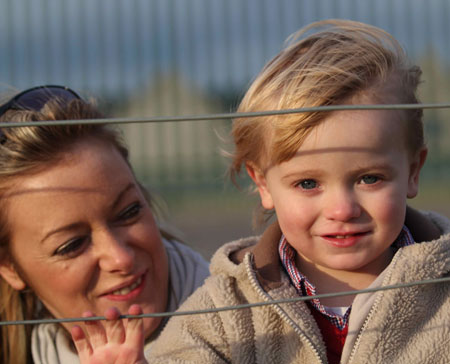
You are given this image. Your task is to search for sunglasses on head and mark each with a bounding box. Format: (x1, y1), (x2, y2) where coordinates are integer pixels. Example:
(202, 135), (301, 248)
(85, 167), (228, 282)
(0, 85), (82, 144)
(0, 85), (81, 118)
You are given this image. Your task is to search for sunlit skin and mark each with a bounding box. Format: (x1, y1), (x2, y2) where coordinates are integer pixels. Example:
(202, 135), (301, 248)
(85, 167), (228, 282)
(248, 101), (426, 305)
(0, 138), (169, 338)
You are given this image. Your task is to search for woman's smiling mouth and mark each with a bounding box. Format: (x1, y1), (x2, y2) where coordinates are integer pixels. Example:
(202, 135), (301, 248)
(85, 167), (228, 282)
(111, 276), (143, 295)
(102, 273), (146, 301)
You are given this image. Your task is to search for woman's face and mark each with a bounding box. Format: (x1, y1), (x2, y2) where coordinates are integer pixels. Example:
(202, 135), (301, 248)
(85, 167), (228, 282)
(0, 138), (169, 337)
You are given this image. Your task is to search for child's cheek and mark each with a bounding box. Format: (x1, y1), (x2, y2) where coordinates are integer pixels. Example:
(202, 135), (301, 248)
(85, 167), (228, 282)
(279, 203), (317, 236)
(369, 189), (407, 234)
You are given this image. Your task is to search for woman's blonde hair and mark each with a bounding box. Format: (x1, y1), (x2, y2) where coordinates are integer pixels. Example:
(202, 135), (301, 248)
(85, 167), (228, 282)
(230, 19), (423, 179)
(0, 97), (136, 364)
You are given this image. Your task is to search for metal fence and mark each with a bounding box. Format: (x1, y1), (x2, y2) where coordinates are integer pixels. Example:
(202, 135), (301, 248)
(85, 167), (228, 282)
(1, 0), (449, 249)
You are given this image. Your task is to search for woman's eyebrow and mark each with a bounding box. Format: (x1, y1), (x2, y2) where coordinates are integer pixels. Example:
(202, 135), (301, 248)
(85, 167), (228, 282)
(40, 183), (136, 244)
(40, 222), (85, 245)
(110, 183), (136, 210)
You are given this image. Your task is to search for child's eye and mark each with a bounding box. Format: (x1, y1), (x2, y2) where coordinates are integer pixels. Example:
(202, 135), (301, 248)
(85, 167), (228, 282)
(360, 175), (379, 185)
(54, 236), (88, 257)
(296, 179), (318, 190)
(118, 202), (143, 221)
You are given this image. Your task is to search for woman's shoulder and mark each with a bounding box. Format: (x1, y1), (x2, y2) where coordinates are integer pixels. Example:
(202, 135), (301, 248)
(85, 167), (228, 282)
(162, 237), (210, 308)
(31, 323), (80, 364)
(163, 237), (209, 270)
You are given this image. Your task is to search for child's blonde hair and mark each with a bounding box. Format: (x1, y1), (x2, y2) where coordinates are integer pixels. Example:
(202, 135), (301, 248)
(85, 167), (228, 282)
(230, 19), (423, 179)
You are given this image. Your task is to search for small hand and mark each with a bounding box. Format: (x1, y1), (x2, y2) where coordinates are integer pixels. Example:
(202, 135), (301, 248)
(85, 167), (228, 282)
(71, 304), (148, 364)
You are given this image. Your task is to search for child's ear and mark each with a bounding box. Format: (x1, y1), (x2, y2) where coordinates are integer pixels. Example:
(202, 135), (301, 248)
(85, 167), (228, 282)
(407, 146), (428, 198)
(0, 259), (27, 291)
(245, 162), (275, 210)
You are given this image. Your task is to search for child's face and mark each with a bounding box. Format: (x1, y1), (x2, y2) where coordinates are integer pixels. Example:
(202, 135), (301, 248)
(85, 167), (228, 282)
(248, 108), (427, 276)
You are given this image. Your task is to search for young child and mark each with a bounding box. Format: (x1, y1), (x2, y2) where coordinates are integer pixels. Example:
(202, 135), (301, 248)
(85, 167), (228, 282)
(73, 19), (449, 364)
(147, 19), (450, 364)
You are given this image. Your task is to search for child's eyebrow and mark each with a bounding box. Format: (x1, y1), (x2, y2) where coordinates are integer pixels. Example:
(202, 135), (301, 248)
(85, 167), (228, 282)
(280, 163), (396, 182)
(352, 163), (396, 173)
(280, 169), (324, 181)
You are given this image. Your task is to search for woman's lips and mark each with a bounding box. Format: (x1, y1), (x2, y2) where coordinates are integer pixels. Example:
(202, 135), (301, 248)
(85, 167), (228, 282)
(111, 275), (143, 295)
(102, 272), (146, 301)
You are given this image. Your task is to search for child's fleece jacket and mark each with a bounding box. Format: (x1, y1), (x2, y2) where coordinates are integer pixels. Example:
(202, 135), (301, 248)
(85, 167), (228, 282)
(148, 211), (450, 364)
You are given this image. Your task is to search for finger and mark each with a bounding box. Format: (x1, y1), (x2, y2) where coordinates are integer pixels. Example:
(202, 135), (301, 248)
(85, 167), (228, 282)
(124, 304), (145, 348)
(82, 311), (108, 348)
(103, 306), (126, 344)
(71, 325), (93, 362)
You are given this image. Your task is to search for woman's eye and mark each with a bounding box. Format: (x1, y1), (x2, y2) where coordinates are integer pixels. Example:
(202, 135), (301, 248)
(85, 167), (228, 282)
(54, 237), (87, 257)
(118, 202), (143, 221)
(297, 179), (318, 190)
(360, 175), (379, 185)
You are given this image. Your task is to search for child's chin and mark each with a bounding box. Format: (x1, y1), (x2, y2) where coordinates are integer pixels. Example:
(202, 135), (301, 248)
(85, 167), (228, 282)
(322, 259), (366, 272)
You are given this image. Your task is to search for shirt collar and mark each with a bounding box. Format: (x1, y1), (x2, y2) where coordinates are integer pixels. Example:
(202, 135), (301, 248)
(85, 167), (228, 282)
(278, 225), (415, 330)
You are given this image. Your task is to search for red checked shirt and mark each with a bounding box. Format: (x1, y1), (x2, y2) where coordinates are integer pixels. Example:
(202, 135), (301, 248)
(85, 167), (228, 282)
(279, 226), (415, 363)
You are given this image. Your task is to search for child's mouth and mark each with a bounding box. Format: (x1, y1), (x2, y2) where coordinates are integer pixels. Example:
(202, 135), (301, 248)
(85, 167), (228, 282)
(322, 232), (368, 247)
(326, 232), (366, 238)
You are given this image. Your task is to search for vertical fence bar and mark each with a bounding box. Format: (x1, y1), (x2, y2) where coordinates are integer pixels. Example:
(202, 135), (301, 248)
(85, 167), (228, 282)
(22, 0), (32, 86)
(78, 0), (87, 89)
(2, 0), (15, 87)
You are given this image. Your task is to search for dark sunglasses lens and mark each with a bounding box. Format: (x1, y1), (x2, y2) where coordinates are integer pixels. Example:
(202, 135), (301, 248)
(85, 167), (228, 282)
(13, 87), (79, 111)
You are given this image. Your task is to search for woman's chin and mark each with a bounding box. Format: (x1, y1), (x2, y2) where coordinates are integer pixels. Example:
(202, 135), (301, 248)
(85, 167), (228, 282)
(143, 316), (163, 339)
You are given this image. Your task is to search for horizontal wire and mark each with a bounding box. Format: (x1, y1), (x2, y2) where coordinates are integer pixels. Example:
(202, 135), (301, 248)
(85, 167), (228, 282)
(0, 103), (449, 327)
(1, 103), (450, 128)
(1, 275), (449, 327)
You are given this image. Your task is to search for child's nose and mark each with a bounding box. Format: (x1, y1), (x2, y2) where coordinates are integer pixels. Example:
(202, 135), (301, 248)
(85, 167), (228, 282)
(323, 189), (361, 221)
(96, 230), (135, 273)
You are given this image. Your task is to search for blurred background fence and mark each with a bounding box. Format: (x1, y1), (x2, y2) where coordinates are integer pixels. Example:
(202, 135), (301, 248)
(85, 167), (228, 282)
(1, 0), (449, 258)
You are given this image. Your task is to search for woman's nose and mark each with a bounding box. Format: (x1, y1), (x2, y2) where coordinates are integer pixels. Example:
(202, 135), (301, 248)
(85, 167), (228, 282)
(323, 188), (361, 221)
(96, 230), (135, 273)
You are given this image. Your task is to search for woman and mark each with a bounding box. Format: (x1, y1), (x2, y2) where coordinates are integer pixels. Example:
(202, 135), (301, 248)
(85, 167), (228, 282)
(0, 86), (209, 364)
